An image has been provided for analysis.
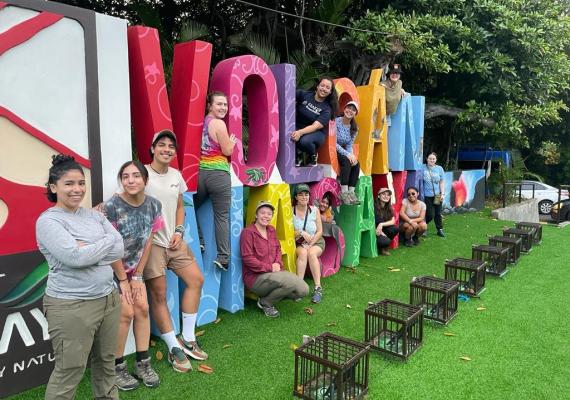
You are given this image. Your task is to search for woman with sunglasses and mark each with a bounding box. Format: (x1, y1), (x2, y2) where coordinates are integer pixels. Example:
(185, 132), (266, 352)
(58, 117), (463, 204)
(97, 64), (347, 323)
(374, 188), (399, 255)
(399, 187), (427, 246)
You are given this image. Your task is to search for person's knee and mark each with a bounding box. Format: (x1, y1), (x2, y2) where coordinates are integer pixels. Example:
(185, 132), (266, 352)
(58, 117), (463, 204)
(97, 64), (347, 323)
(296, 248), (308, 258)
(121, 305), (135, 323)
(148, 283), (167, 306)
(308, 247), (321, 259)
(134, 300), (150, 317)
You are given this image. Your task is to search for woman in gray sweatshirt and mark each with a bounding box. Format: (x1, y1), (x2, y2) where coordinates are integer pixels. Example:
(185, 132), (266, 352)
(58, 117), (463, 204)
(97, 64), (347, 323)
(36, 154), (123, 400)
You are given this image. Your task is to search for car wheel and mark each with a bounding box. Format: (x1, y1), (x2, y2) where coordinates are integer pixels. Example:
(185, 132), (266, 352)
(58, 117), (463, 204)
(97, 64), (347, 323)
(538, 200), (553, 215)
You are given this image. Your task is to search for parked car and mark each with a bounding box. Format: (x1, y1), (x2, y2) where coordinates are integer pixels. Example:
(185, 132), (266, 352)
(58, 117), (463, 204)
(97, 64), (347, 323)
(515, 180), (569, 215)
(551, 199), (570, 222)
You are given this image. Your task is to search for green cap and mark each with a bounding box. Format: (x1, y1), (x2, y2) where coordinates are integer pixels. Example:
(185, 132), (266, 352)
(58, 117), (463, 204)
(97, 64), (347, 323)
(295, 183), (310, 195)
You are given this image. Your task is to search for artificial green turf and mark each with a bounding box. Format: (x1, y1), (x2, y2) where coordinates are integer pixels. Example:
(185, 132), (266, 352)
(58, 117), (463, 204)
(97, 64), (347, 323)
(11, 212), (570, 399)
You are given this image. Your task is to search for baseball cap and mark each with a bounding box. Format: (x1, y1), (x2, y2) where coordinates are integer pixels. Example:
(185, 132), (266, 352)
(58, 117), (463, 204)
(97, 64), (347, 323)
(255, 200), (275, 213)
(151, 130), (177, 147)
(377, 187), (392, 196)
(295, 183), (310, 195)
(345, 101), (359, 114)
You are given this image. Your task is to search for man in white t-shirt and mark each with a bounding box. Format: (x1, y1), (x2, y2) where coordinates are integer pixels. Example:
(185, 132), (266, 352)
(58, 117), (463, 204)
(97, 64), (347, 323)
(144, 130), (207, 373)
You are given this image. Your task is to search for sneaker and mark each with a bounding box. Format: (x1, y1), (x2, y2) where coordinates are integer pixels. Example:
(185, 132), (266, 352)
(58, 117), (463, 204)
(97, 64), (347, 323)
(306, 154), (318, 166)
(348, 192), (361, 205)
(380, 248), (391, 256)
(134, 357), (160, 388)
(311, 287), (323, 304)
(404, 239), (414, 247)
(421, 231), (428, 238)
(257, 298), (280, 318)
(412, 235), (420, 245)
(295, 151), (305, 167)
(168, 347), (192, 373)
(340, 192), (352, 205)
(213, 259), (229, 271)
(115, 361), (139, 391)
(437, 229), (446, 237)
(177, 335), (209, 360)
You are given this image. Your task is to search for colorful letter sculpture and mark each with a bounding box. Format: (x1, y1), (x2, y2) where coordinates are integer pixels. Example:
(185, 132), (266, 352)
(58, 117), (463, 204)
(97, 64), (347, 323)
(246, 183), (297, 273)
(335, 176), (377, 266)
(271, 63), (324, 184)
(209, 55), (279, 187)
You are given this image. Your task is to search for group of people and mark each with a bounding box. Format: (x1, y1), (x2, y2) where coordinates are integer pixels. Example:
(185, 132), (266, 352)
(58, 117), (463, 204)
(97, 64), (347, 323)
(34, 68), (447, 398)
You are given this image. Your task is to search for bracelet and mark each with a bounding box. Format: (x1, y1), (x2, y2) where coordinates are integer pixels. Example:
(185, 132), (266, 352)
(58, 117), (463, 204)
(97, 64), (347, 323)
(131, 275), (144, 282)
(118, 277), (128, 282)
(175, 225), (185, 235)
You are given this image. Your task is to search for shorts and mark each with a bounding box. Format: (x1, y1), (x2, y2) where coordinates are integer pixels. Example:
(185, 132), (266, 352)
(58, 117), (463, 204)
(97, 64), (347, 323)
(144, 243), (196, 281)
(296, 237), (326, 251)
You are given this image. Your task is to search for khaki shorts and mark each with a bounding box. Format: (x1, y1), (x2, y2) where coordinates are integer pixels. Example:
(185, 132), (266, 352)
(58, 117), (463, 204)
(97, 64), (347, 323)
(144, 243), (196, 280)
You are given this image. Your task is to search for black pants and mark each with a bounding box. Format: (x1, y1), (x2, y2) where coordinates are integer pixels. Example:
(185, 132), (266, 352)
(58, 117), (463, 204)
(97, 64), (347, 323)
(337, 153), (360, 187)
(297, 131), (326, 157)
(424, 196), (443, 230)
(376, 225), (399, 249)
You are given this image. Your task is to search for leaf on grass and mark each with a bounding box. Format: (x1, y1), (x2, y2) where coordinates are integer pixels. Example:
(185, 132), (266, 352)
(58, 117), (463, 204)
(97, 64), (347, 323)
(365, 273), (370, 277)
(296, 385), (304, 394)
(460, 356), (472, 361)
(346, 304), (352, 309)
(326, 321), (337, 327)
(290, 343), (298, 351)
(195, 330), (206, 337)
(492, 218), (498, 221)
(214, 317), (222, 324)
(150, 339), (156, 347)
(304, 307), (314, 315)
(222, 344), (232, 349)
(198, 364), (214, 374)
(477, 307), (486, 311)
(444, 332), (456, 336)
(390, 268), (401, 272)
(155, 350), (163, 361)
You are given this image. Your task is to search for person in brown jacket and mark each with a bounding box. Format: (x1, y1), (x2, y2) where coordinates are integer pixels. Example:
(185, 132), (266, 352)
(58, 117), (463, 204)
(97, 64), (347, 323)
(240, 201), (309, 317)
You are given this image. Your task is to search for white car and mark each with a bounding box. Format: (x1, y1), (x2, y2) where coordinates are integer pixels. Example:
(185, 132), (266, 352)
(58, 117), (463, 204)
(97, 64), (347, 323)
(517, 180), (569, 214)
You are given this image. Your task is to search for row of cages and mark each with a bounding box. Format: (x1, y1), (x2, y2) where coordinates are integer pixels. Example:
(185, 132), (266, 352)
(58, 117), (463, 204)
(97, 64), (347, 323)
(293, 222), (542, 400)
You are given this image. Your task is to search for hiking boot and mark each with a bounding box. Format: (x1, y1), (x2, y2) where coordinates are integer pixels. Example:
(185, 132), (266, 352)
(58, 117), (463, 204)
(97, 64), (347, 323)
(311, 287), (323, 304)
(115, 361), (139, 391)
(177, 335), (209, 360)
(167, 347), (192, 373)
(134, 357), (160, 388)
(404, 239), (414, 247)
(306, 154), (318, 167)
(257, 298), (280, 318)
(213, 259), (229, 271)
(437, 229), (446, 237)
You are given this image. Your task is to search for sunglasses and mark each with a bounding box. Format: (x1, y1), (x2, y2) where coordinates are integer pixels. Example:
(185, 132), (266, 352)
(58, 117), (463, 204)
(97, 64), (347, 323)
(407, 192), (417, 197)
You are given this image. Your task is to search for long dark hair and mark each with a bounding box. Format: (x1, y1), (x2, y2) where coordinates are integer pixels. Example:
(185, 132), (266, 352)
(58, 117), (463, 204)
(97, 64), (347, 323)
(45, 154), (84, 202)
(344, 103), (359, 139)
(374, 195), (394, 222)
(317, 77), (339, 119)
(117, 160), (148, 185)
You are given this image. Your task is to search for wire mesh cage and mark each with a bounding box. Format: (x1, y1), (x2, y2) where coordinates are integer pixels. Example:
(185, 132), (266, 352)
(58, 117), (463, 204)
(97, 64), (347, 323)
(410, 276), (460, 324)
(294, 332), (371, 400)
(515, 222), (542, 245)
(364, 299), (423, 360)
(472, 245), (509, 276)
(503, 228), (533, 253)
(444, 258), (486, 296)
(488, 235), (522, 264)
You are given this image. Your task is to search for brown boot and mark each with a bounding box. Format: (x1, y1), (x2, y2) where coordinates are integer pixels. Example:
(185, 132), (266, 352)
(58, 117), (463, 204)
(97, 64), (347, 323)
(381, 248), (391, 256)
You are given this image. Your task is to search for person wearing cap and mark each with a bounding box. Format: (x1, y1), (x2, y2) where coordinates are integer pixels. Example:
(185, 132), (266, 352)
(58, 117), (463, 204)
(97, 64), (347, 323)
(291, 77), (339, 167)
(293, 184), (325, 303)
(194, 91), (238, 271)
(240, 201), (309, 317)
(335, 101), (361, 205)
(144, 129), (208, 373)
(374, 187), (399, 255)
(382, 64), (407, 126)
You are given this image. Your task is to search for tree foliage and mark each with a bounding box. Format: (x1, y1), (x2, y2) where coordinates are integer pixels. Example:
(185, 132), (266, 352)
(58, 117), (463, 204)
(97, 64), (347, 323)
(349, 0), (570, 149)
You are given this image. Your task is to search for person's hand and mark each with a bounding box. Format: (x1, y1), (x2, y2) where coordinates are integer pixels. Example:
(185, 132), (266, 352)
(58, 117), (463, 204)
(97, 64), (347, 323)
(169, 232), (183, 250)
(229, 133), (238, 144)
(271, 263), (281, 272)
(291, 130), (302, 142)
(400, 88), (407, 98)
(376, 225), (386, 236)
(93, 202), (106, 215)
(302, 242), (311, 249)
(130, 279), (144, 302)
(348, 154), (358, 166)
(410, 221), (418, 229)
(120, 280), (133, 305)
(301, 231), (312, 242)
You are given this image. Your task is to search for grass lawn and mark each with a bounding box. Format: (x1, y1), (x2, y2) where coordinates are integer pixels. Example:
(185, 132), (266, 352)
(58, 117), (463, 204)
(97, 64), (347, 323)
(12, 211), (570, 399)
